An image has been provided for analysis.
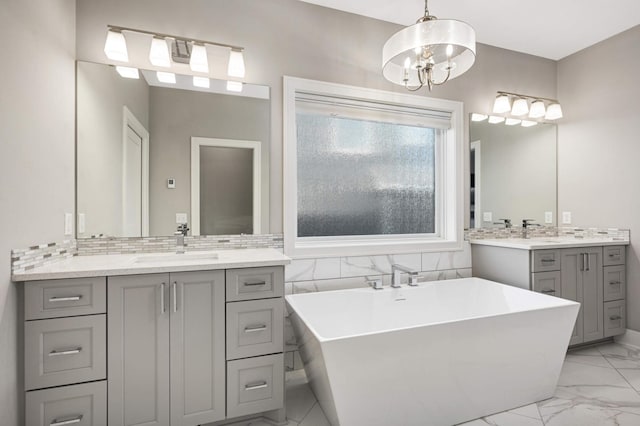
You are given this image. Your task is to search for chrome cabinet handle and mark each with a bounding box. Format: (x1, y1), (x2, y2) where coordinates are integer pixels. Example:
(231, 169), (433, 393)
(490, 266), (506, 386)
(586, 253), (590, 271)
(541, 289), (556, 294)
(243, 281), (266, 287)
(48, 296), (82, 302)
(50, 415), (83, 426)
(244, 325), (268, 333)
(541, 259), (555, 263)
(580, 253), (585, 271)
(610, 281), (622, 285)
(48, 347), (82, 357)
(172, 282), (178, 313)
(245, 381), (268, 391)
(160, 283), (166, 314)
(610, 315), (622, 321)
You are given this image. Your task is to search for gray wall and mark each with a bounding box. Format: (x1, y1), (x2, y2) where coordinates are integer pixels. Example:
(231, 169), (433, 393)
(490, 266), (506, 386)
(470, 122), (556, 226)
(557, 25), (640, 330)
(75, 0), (558, 233)
(0, 1), (76, 424)
(77, 61), (149, 237)
(148, 87), (270, 235)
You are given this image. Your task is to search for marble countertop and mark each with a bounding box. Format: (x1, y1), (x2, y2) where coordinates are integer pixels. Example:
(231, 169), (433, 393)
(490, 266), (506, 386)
(469, 237), (629, 250)
(12, 248), (291, 282)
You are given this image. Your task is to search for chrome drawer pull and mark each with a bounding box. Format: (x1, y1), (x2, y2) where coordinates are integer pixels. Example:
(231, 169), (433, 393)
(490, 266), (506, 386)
(540, 259), (555, 263)
(243, 281), (267, 287)
(610, 281), (622, 285)
(50, 415), (83, 426)
(49, 347), (82, 357)
(48, 296), (82, 302)
(541, 289), (556, 294)
(609, 253), (617, 257)
(244, 325), (268, 333)
(245, 381), (268, 391)
(610, 315), (622, 321)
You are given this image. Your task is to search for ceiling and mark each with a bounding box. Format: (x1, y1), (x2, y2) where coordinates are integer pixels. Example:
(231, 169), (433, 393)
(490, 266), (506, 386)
(299, 0), (640, 60)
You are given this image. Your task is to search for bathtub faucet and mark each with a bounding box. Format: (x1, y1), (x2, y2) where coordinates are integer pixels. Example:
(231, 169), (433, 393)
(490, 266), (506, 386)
(391, 264), (419, 288)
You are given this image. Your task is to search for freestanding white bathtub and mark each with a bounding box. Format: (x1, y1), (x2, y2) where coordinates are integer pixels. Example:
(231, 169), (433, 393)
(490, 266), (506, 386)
(286, 277), (579, 426)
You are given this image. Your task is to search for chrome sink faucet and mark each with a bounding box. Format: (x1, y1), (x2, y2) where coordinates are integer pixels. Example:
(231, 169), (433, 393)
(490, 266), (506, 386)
(522, 219), (540, 239)
(174, 223), (189, 254)
(391, 264), (419, 288)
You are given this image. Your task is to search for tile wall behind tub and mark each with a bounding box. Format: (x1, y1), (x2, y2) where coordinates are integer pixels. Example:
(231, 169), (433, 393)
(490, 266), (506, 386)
(283, 242), (473, 371)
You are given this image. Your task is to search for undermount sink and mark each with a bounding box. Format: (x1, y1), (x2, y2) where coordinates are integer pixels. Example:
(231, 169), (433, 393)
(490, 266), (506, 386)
(133, 251), (219, 264)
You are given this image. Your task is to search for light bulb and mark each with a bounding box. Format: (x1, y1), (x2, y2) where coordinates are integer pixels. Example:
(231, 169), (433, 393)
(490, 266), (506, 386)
(446, 44), (453, 57)
(521, 120), (538, 127)
(193, 76), (210, 88)
(529, 100), (546, 119)
(404, 57), (411, 69)
(471, 113), (488, 122)
(228, 49), (245, 78)
(190, 44), (209, 73)
(505, 118), (521, 126)
(488, 116), (505, 124)
(115, 66), (139, 79)
(104, 30), (128, 62)
(157, 71), (176, 84)
(545, 103), (563, 120)
(226, 81), (243, 92)
(493, 94), (511, 114)
(511, 98), (529, 116)
(149, 37), (171, 67)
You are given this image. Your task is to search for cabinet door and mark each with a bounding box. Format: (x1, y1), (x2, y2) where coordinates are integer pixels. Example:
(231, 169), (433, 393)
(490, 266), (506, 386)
(108, 274), (170, 426)
(561, 249), (583, 345)
(582, 248), (604, 342)
(170, 271), (226, 426)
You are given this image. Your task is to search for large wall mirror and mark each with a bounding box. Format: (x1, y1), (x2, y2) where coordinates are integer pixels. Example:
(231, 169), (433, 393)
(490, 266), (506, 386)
(76, 61), (270, 238)
(469, 115), (557, 228)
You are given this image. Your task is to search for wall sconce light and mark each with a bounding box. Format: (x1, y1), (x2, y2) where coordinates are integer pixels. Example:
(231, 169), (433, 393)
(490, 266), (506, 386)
(492, 91), (563, 121)
(104, 25), (246, 81)
(115, 66), (139, 79)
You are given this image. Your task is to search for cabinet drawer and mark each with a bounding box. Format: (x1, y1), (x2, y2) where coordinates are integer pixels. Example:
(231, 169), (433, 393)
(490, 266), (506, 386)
(25, 277), (106, 320)
(531, 250), (560, 272)
(227, 354), (284, 418)
(604, 300), (626, 338)
(604, 246), (626, 266)
(26, 380), (106, 426)
(531, 271), (561, 297)
(227, 298), (284, 360)
(604, 265), (626, 302)
(25, 315), (106, 391)
(226, 267), (284, 301)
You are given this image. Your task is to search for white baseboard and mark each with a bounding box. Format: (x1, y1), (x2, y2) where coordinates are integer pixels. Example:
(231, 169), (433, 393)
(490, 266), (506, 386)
(614, 329), (640, 348)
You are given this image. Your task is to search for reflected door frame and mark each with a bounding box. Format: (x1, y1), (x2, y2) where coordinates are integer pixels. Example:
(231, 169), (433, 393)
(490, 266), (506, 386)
(190, 137), (261, 236)
(470, 140), (481, 229)
(122, 106), (150, 237)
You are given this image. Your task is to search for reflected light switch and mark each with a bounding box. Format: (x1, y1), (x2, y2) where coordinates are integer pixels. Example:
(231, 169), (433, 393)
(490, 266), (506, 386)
(483, 212), (492, 222)
(545, 212), (553, 224)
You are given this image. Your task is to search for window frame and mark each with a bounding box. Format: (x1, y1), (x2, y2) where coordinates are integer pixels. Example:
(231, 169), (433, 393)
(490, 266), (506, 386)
(283, 76), (464, 258)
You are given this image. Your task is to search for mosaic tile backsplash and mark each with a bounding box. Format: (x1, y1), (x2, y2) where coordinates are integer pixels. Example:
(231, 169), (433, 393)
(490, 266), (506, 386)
(11, 240), (77, 276)
(465, 226), (630, 241)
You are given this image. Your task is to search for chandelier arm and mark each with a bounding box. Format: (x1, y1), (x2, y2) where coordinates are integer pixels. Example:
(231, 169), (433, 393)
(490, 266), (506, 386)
(431, 66), (452, 86)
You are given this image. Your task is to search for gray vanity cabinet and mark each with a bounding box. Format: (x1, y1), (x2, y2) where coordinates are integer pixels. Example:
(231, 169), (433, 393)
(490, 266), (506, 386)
(560, 248), (604, 345)
(108, 271), (225, 426)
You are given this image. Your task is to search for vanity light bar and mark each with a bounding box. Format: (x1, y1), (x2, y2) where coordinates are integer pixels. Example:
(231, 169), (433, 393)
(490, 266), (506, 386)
(493, 91), (563, 121)
(105, 25), (246, 80)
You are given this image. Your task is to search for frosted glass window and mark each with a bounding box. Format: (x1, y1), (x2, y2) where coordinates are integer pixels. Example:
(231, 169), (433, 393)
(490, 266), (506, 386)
(296, 113), (436, 237)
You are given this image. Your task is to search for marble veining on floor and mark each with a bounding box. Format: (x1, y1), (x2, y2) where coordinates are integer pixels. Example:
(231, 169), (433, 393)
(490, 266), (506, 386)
(257, 342), (640, 426)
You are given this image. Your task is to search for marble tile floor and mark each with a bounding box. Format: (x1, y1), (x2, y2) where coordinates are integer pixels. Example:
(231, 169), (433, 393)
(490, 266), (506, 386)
(233, 342), (640, 426)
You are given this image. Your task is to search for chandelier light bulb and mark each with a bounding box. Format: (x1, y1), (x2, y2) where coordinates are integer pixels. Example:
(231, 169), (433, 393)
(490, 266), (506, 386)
(149, 37), (171, 67)
(511, 98), (529, 116)
(228, 49), (246, 78)
(488, 116), (505, 124)
(545, 103), (563, 120)
(104, 30), (129, 62)
(493, 94), (511, 114)
(529, 100), (546, 119)
(115, 66), (139, 79)
(190, 43), (209, 73)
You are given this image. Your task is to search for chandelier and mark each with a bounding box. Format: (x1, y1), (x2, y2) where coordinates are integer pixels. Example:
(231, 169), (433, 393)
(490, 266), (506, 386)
(382, 0), (476, 91)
